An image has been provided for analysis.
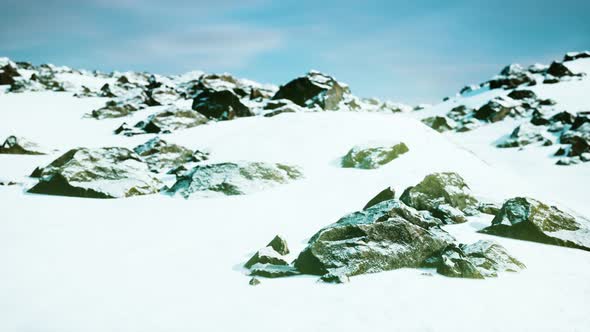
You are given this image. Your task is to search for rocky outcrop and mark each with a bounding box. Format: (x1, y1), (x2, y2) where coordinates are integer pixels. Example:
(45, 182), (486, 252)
(564, 51), (590, 62)
(192, 88), (253, 120)
(0, 136), (47, 155)
(243, 235), (298, 278)
(28, 147), (162, 198)
(497, 123), (553, 148)
(480, 197), (590, 251)
(0, 64), (20, 85)
(400, 172), (478, 224)
(474, 97), (525, 123)
(488, 64), (536, 90)
(272, 71), (351, 110)
(165, 162), (303, 198)
(424, 240), (525, 279)
(421, 116), (456, 133)
(293, 200), (452, 281)
(341, 142), (409, 169)
(507, 89), (537, 100)
(363, 187), (396, 210)
(133, 137), (208, 173)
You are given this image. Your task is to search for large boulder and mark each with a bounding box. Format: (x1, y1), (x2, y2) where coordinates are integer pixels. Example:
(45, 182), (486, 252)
(496, 123), (553, 148)
(507, 89), (537, 100)
(28, 147), (162, 198)
(474, 97), (524, 123)
(480, 197), (590, 251)
(272, 71), (351, 110)
(165, 162), (303, 198)
(192, 88), (253, 120)
(0, 136), (46, 155)
(341, 142), (409, 169)
(133, 137), (207, 172)
(0, 64), (20, 85)
(546, 62), (574, 78)
(293, 200), (452, 280)
(400, 172), (479, 224)
(424, 240), (525, 279)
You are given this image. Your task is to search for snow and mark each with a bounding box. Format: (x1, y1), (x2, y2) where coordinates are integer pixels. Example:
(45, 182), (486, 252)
(0, 57), (590, 331)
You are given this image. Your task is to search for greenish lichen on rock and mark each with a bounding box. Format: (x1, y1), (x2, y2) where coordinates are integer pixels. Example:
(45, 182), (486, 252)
(341, 142), (409, 169)
(133, 137), (208, 173)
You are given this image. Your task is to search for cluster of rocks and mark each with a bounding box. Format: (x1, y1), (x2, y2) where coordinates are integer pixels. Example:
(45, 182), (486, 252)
(341, 142), (409, 169)
(245, 235), (299, 282)
(243, 172), (525, 283)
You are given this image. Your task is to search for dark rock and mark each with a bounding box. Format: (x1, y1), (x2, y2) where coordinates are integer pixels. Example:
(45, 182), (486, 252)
(272, 71), (350, 110)
(249, 264), (300, 278)
(474, 98), (523, 123)
(543, 76), (560, 84)
(488, 65), (535, 90)
(266, 235), (290, 255)
(99, 83), (117, 98)
(571, 115), (590, 130)
(480, 197), (590, 251)
(421, 116), (456, 133)
(28, 147), (162, 198)
(166, 162), (303, 198)
(0, 64), (20, 85)
(507, 89), (537, 100)
(341, 142), (409, 169)
(400, 172), (478, 224)
(547, 62), (574, 78)
(363, 187), (396, 210)
(248, 277), (261, 286)
(192, 88), (253, 120)
(244, 247), (288, 269)
(551, 111), (576, 125)
(564, 51), (590, 62)
(133, 137), (204, 172)
(530, 110), (551, 126)
(0, 136), (46, 155)
(92, 100), (138, 119)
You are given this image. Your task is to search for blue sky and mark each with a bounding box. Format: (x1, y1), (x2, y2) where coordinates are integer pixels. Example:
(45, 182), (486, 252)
(1, 0), (589, 103)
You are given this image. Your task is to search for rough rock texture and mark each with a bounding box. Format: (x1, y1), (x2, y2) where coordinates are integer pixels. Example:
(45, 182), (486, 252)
(547, 62), (574, 78)
(400, 172), (478, 224)
(249, 264), (300, 278)
(293, 200), (452, 279)
(480, 197), (590, 251)
(0, 136), (46, 155)
(421, 116), (456, 133)
(244, 247), (288, 269)
(341, 142), (409, 169)
(497, 123), (553, 148)
(92, 100), (138, 119)
(488, 64), (536, 90)
(192, 88), (253, 120)
(272, 71), (351, 110)
(165, 162), (303, 198)
(266, 235), (290, 255)
(116, 107), (208, 136)
(248, 277), (261, 286)
(363, 187), (396, 210)
(474, 97), (525, 123)
(133, 137), (207, 172)
(28, 147), (162, 198)
(424, 240), (525, 279)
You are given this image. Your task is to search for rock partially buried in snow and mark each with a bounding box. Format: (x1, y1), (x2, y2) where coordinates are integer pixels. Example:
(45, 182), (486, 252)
(192, 88), (253, 121)
(421, 116), (456, 133)
(424, 240), (525, 279)
(341, 142), (409, 169)
(480, 197), (590, 251)
(497, 123), (554, 148)
(165, 162), (303, 198)
(28, 147), (162, 198)
(272, 71), (351, 111)
(133, 137), (208, 173)
(116, 106), (209, 136)
(0, 136), (47, 155)
(293, 200), (452, 280)
(400, 172), (479, 224)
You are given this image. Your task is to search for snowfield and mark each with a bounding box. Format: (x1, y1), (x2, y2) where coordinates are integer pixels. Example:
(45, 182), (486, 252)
(1, 56), (590, 332)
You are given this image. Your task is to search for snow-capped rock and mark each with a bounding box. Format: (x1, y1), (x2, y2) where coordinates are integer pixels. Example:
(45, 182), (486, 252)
(133, 137), (206, 173)
(0, 136), (48, 155)
(341, 141), (409, 169)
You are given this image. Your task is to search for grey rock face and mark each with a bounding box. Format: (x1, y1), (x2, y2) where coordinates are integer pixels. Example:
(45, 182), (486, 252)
(166, 162), (303, 198)
(28, 147), (162, 198)
(400, 172), (479, 224)
(116, 107), (209, 136)
(341, 142), (409, 169)
(480, 197), (590, 251)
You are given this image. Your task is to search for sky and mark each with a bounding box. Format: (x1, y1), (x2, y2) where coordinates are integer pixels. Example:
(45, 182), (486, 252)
(1, 0), (589, 104)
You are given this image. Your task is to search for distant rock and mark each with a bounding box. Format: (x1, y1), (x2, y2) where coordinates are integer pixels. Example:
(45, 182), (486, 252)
(488, 64), (536, 90)
(424, 240), (525, 279)
(0, 136), (46, 155)
(165, 162), (303, 198)
(546, 62), (574, 78)
(0, 64), (20, 85)
(564, 51), (590, 62)
(293, 200), (452, 279)
(497, 123), (553, 148)
(507, 89), (537, 100)
(116, 106), (209, 136)
(363, 186), (396, 210)
(91, 100), (138, 119)
(400, 172), (478, 224)
(421, 116), (456, 133)
(272, 71), (351, 110)
(248, 277), (261, 286)
(480, 197), (590, 251)
(133, 137), (207, 173)
(474, 97), (525, 123)
(341, 142), (409, 169)
(192, 88), (253, 120)
(28, 147), (162, 198)
(262, 99), (303, 117)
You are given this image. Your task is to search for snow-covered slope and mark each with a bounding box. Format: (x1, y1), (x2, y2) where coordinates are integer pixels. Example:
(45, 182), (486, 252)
(1, 54), (589, 332)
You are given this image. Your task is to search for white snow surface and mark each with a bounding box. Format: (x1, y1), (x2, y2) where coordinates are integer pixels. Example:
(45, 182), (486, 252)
(1, 59), (590, 331)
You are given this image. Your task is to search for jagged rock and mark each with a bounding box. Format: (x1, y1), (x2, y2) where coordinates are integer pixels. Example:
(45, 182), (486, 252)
(272, 71), (350, 110)
(266, 235), (289, 255)
(547, 62), (574, 78)
(572, 114), (590, 130)
(249, 264), (300, 278)
(99, 83), (117, 98)
(248, 277), (261, 286)
(28, 147), (162, 198)
(421, 116), (456, 133)
(497, 123), (553, 148)
(507, 89), (537, 100)
(118, 107), (208, 136)
(0, 64), (20, 85)
(480, 197), (590, 251)
(488, 64), (536, 89)
(425, 241), (525, 279)
(551, 111), (576, 125)
(92, 100), (138, 119)
(400, 172), (478, 224)
(148, 86), (179, 106)
(165, 162), (303, 198)
(293, 200), (452, 278)
(133, 137), (206, 172)
(363, 187), (396, 210)
(530, 110), (551, 126)
(341, 142), (409, 169)
(564, 51), (590, 62)
(244, 247), (288, 269)
(0, 136), (46, 155)
(192, 88), (253, 120)
(474, 97), (524, 123)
